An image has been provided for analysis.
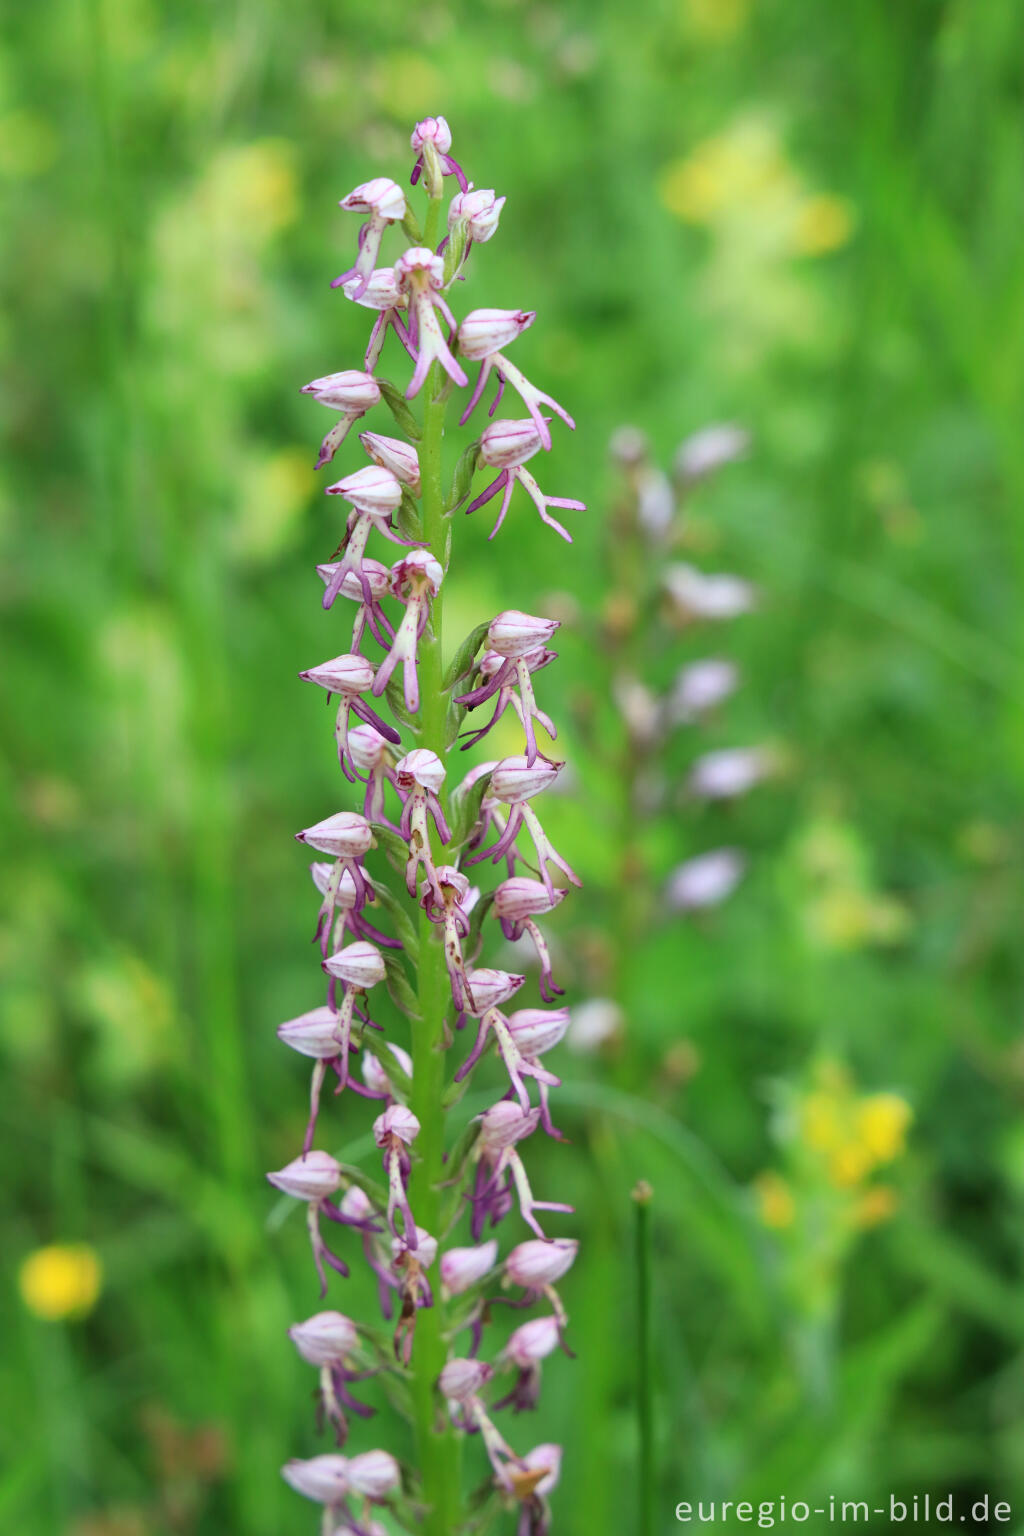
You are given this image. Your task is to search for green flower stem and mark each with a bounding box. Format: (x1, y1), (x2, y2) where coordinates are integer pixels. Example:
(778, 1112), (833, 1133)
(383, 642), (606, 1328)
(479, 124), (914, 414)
(407, 187), (462, 1530)
(633, 1180), (656, 1536)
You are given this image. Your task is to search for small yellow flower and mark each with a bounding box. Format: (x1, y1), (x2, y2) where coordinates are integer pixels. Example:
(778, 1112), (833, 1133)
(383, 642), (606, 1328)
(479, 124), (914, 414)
(19, 1244), (103, 1321)
(829, 1140), (872, 1189)
(856, 1093), (912, 1165)
(800, 1089), (844, 1153)
(754, 1171), (796, 1229)
(790, 194), (856, 257)
(684, 0), (752, 42)
(852, 1185), (899, 1229)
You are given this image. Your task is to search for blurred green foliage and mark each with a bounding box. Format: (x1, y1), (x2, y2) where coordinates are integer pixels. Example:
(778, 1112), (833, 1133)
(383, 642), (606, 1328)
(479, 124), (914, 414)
(4, 0), (1024, 1532)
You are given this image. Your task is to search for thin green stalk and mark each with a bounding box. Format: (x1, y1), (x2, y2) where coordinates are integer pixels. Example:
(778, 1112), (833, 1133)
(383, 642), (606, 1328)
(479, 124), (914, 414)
(633, 1180), (656, 1536)
(407, 224), (462, 1528)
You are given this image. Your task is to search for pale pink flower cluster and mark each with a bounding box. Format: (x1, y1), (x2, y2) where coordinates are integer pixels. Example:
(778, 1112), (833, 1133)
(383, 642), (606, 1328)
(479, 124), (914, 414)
(271, 117), (578, 1536)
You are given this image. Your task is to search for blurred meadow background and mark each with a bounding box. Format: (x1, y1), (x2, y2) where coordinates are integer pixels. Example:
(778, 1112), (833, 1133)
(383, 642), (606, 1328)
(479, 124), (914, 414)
(5, 0), (1024, 1531)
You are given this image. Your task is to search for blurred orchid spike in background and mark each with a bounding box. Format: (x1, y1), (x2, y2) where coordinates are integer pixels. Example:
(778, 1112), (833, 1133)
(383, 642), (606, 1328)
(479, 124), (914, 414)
(272, 115), (581, 1536)
(570, 423), (775, 1062)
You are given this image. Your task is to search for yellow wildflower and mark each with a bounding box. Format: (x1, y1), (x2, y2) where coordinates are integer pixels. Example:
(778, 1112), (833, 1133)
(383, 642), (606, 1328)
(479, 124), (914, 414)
(19, 1244), (103, 1321)
(856, 1093), (913, 1165)
(684, 0), (752, 42)
(828, 1141), (872, 1189)
(800, 1089), (845, 1153)
(791, 194), (855, 256)
(754, 1171), (796, 1229)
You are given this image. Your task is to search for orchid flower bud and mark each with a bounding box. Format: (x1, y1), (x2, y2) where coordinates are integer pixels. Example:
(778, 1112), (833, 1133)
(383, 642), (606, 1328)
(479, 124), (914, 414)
(299, 653), (375, 697)
(448, 188), (506, 244)
(506, 1238), (578, 1288)
(323, 940), (386, 989)
(394, 246), (445, 291)
(295, 811), (372, 858)
(316, 556), (391, 600)
(493, 877), (567, 922)
(477, 1100), (540, 1154)
(391, 1227), (437, 1269)
(359, 431), (422, 493)
(281, 1453), (351, 1503)
(374, 1104), (420, 1147)
(457, 307), (535, 360)
(326, 464), (403, 515)
(668, 658), (739, 723)
(490, 755), (562, 805)
(487, 609), (560, 658)
(288, 1310), (359, 1366)
(345, 1449), (401, 1500)
(301, 369), (381, 414)
(478, 418), (545, 471)
(411, 115), (452, 154)
(340, 1184), (372, 1221)
(566, 998), (623, 1054)
(675, 422), (750, 484)
(666, 848), (746, 912)
(688, 746), (771, 800)
(663, 563), (756, 621)
(267, 1151), (342, 1201)
(340, 177), (406, 223)
(394, 748), (446, 794)
(439, 1357), (493, 1403)
(440, 1239), (499, 1296)
(507, 1315), (561, 1367)
(348, 722), (391, 772)
(341, 268), (406, 310)
(362, 1041), (413, 1096)
(506, 1006), (570, 1057)
(465, 967), (526, 1011)
(277, 1006), (343, 1059)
